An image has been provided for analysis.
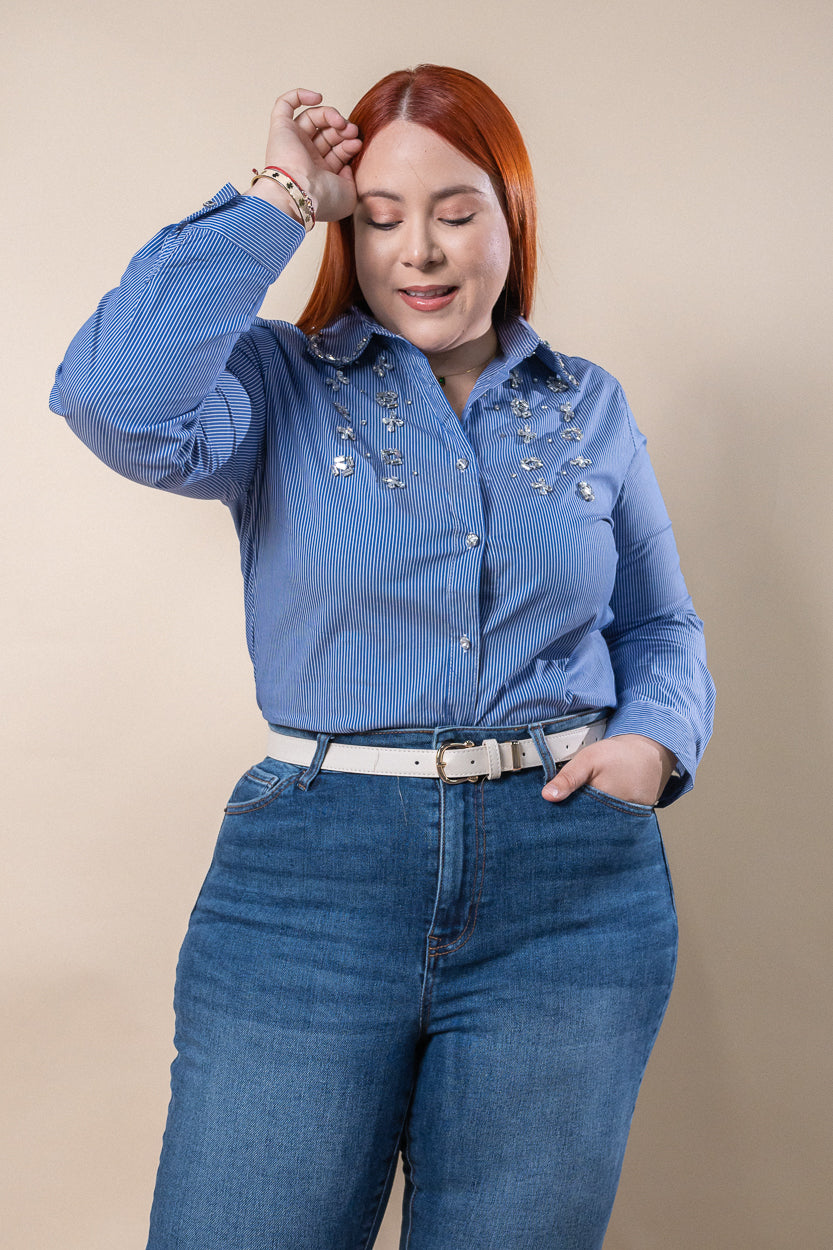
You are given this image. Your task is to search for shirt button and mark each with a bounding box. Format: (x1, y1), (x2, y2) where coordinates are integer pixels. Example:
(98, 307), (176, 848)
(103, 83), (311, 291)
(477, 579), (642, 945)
(456, 458), (468, 470)
(465, 533), (480, 548)
(202, 199), (216, 209)
(460, 635), (472, 650)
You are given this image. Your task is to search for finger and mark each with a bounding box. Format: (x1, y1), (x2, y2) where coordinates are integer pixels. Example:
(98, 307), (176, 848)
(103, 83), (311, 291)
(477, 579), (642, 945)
(541, 755), (593, 802)
(271, 88), (323, 119)
(296, 106), (356, 136)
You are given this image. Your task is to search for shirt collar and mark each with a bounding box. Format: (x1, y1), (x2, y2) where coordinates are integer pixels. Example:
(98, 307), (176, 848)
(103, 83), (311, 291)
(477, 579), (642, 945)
(304, 308), (575, 387)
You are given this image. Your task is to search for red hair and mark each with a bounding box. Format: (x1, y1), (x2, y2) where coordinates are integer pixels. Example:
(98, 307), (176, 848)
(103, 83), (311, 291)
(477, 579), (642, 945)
(296, 65), (537, 335)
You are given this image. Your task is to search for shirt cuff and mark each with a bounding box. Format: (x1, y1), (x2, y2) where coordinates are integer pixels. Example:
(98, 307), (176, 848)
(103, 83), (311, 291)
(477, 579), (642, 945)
(175, 182), (307, 278)
(603, 701), (698, 805)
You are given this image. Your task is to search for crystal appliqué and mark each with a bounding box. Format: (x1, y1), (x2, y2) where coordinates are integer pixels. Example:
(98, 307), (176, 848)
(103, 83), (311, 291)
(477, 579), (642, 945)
(576, 481), (595, 501)
(372, 353), (394, 378)
(530, 478), (553, 495)
(516, 423), (537, 444)
(325, 370), (350, 391)
(520, 457), (543, 471)
(336, 426), (355, 441)
(332, 456), (355, 476)
(381, 476), (406, 489)
(570, 456), (592, 469)
(561, 427), (583, 442)
(381, 449), (403, 465)
(375, 390), (399, 408)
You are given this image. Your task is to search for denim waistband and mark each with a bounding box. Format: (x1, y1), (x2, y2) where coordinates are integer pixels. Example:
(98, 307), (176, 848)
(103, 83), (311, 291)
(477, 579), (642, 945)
(267, 710), (608, 752)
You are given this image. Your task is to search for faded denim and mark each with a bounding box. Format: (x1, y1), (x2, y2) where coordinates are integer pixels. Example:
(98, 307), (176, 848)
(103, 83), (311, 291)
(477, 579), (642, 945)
(147, 715), (677, 1249)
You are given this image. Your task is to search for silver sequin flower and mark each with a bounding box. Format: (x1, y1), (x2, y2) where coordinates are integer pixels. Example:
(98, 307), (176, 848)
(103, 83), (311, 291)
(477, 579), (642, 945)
(530, 478), (553, 495)
(510, 397), (531, 420)
(372, 353), (394, 378)
(561, 427), (583, 442)
(332, 455), (354, 476)
(576, 481), (595, 501)
(381, 448), (403, 465)
(337, 425), (355, 441)
(570, 456), (592, 468)
(520, 457), (543, 471)
(325, 370), (350, 391)
(375, 390), (399, 409)
(516, 423), (537, 444)
(382, 413), (404, 433)
(381, 475), (406, 489)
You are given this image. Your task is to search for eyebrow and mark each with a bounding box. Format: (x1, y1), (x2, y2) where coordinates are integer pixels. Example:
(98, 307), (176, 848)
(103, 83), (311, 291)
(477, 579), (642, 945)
(358, 184), (486, 204)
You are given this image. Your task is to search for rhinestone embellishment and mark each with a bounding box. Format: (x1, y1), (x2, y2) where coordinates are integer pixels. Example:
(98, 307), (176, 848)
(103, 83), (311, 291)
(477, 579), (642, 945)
(332, 401), (350, 419)
(510, 397), (531, 419)
(332, 455), (354, 476)
(508, 368), (521, 389)
(337, 425), (355, 441)
(382, 475), (406, 489)
(375, 390), (399, 408)
(372, 353), (394, 377)
(576, 481), (595, 501)
(325, 370), (350, 391)
(516, 423), (537, 443)
(546, 374), (569, 393)
(520, 457), (543, 471)
(530, 478), (553, 495)
(381, 449), (403, 465)
(570, 456), (592, 468)
(382, 413), (404, 433)
(561, 427), (583, 442)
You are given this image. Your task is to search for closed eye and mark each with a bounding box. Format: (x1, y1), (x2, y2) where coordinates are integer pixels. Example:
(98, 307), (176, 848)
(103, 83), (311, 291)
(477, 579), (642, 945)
(441, 214), (475, 226)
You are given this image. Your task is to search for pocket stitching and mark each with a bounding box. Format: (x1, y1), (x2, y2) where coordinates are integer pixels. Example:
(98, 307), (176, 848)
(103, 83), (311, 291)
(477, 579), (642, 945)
(581, 784), (655, 817)
(224, 769), (302, 814)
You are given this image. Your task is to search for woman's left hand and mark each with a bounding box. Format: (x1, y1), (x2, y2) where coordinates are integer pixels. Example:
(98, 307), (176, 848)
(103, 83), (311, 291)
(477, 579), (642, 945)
(541, 734), (676, 807)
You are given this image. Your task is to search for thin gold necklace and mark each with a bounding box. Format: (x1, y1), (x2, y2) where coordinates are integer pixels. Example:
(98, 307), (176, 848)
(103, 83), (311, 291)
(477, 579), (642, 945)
(433, 354), (496, 387)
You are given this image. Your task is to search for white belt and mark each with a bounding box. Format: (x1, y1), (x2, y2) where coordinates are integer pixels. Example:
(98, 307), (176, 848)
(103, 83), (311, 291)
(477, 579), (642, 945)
(266, 720), (607, 784)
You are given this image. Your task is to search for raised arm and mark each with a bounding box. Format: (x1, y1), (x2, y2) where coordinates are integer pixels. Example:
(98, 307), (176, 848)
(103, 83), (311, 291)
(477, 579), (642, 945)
(49, 89), (362, 503)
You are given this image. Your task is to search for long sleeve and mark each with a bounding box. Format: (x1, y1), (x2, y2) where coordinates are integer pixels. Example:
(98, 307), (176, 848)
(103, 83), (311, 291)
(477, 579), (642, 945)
(49, 183), (306, 503)
(602, 392), (715, 804)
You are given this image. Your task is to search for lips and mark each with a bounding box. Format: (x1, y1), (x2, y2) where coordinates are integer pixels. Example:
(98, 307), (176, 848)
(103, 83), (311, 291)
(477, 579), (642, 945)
(398, 285), (458, 312)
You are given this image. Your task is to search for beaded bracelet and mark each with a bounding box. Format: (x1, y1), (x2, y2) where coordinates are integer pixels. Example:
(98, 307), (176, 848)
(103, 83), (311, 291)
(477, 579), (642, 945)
(250, 166), (316, 231)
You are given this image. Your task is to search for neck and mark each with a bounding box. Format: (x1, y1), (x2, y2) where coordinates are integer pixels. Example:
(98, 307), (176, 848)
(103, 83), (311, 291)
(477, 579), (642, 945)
(425, 326), (500, 381)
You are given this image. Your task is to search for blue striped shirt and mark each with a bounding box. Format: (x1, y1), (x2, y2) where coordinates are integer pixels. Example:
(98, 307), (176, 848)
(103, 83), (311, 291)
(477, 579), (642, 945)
(50, 183), (714, 804)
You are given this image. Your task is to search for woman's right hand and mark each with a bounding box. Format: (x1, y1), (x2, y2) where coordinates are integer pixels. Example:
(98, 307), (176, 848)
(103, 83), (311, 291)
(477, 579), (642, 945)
(247, 88), (363, 223)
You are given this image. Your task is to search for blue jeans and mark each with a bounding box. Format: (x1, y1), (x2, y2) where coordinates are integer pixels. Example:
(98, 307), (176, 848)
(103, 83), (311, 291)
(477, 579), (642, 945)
(147, 715), (677, 1249)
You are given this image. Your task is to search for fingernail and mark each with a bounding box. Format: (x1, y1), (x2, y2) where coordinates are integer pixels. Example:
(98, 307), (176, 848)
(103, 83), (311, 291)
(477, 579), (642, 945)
(543, 786), (558, 799)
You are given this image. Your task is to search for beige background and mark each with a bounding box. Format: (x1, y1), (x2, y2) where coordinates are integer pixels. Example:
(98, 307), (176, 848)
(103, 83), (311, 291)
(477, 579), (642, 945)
(3, 0), (832, 1245)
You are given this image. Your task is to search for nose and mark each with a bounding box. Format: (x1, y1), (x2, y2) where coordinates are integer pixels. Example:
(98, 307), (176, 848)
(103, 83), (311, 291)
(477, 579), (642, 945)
(400, 217), (443, 269)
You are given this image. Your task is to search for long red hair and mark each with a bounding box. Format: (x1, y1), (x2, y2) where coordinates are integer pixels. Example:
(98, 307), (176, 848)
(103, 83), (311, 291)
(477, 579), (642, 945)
(296, 65), (537, 335)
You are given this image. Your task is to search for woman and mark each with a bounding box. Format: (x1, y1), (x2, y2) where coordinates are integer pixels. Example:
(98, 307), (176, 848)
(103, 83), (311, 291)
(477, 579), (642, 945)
(51, 66), (714, 1250)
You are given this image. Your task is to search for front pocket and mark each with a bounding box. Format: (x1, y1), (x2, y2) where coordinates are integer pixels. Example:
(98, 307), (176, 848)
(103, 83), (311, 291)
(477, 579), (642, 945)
(580, 784), (655, 817)
(224, 757), (305, 814)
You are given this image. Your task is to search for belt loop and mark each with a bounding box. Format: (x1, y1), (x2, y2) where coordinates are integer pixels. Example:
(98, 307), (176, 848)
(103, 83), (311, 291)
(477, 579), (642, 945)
(296, 733), (332, 791)
(528, 723), (557, 784)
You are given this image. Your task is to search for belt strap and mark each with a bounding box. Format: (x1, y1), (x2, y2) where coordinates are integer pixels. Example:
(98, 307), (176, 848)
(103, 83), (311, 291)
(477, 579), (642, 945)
(266, 720), (606, 783)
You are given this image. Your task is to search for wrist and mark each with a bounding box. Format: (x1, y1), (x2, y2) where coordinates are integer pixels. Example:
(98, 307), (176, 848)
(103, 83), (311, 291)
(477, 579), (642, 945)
(245, 176), (305, 225)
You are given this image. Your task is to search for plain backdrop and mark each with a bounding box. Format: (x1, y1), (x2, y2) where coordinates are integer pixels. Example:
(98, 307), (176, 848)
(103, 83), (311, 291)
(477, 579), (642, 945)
(3, 1), (832, 1246)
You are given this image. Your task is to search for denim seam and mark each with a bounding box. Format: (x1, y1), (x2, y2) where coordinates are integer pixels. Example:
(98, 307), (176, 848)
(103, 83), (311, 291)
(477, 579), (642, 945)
(581, 785), (655, 817)
(428, 779), (486, 957)
(223, 773), (299, 814)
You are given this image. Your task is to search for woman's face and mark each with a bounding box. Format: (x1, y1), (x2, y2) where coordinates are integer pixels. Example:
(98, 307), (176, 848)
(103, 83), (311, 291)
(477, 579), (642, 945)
(352, 120), (512, 357)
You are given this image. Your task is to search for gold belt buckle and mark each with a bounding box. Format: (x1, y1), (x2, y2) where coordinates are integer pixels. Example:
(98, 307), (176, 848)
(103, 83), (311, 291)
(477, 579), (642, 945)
(436, 740), (480, 784)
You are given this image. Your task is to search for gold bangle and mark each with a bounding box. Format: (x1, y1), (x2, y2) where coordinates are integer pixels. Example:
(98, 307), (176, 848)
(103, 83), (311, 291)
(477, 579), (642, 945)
(249, 167), (315, 232)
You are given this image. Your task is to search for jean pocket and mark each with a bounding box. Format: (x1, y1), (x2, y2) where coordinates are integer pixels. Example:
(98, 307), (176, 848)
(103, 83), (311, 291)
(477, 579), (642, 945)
(580, 784), (655, 817)
(223, 757), (305, 814)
